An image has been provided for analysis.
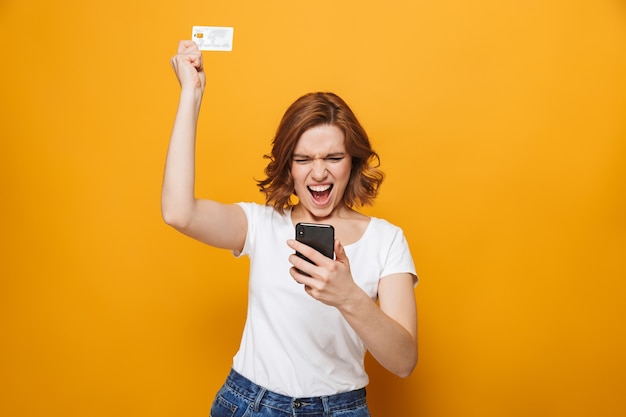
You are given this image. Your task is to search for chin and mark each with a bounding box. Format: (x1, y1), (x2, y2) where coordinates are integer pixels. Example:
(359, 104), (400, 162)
(310, 205), (340, 220)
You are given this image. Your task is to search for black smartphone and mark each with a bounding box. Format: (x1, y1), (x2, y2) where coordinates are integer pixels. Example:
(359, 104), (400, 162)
(295, 223), (335, 265)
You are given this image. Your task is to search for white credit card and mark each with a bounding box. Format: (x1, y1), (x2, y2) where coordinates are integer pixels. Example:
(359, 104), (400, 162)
(192, 26), (234, 51)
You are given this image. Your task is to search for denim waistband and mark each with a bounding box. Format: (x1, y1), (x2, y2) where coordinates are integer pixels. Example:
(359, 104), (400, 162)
(224, 368), (367, 414)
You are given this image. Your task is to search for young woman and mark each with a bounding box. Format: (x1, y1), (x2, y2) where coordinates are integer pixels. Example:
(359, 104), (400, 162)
(163, 40), (418, 417)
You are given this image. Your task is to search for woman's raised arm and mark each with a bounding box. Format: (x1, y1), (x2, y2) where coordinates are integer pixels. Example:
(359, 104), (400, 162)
(161, 41), (247, 251)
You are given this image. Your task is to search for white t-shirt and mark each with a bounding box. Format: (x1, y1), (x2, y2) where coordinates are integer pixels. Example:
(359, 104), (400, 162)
(232, 202), (416, 397)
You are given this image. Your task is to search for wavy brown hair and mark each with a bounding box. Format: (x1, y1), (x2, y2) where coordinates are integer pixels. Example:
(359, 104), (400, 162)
(257, 92), (384, 214)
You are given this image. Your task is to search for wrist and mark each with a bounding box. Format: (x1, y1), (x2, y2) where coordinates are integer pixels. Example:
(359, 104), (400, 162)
(179, 86), (204, 108)
(337, 285), (371, 317)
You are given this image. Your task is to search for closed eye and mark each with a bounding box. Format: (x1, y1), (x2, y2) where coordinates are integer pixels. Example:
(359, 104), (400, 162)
(292, 153), (346, 164)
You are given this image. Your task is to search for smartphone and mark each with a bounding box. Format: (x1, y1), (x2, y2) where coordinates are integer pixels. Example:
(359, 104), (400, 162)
(295, 223), (335, 265)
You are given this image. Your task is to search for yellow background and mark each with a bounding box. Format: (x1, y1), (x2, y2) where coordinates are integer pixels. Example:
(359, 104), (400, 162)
(1, 1), (625, 416)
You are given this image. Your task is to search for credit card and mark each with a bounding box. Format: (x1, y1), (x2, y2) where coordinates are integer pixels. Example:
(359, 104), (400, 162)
(191, 26), (234, 51)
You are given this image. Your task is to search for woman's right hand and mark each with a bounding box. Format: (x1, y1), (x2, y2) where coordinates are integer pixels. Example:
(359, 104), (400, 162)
(170, 40), (206, 92)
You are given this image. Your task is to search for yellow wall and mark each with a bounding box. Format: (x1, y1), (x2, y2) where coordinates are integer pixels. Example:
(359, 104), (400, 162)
(1, 1), (625, 416)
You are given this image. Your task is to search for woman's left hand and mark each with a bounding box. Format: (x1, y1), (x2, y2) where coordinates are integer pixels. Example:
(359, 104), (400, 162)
(288, 237), (418, 378)
(287, 239), (361, 307)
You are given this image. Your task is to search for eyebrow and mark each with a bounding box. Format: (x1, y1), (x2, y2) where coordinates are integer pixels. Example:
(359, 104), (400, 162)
(292, 152), (346, 159)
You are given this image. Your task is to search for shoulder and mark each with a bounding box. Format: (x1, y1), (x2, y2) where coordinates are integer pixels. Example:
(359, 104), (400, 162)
(237, 202), (291, 231)
(368, 216), (406, 237)
(368, 217), (417, 283)
(366, 217), (414, 263)
(235, 203), (292, 257)
(237, 202), (284, 218)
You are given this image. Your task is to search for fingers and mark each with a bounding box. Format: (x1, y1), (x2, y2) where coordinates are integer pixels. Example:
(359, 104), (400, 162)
(333, 239), (347, 263)
(170, 53), (202, 73)
(170, 40), (206, 89)
(290, 265), (315, 285)
(289, 255), (317, 281)
(173, 41), (203, 69)
(287, 239), (332, 271)
(177, 39), (198, 53)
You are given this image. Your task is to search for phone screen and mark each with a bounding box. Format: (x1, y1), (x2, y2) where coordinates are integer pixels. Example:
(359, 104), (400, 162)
(295, 223), (335, 264)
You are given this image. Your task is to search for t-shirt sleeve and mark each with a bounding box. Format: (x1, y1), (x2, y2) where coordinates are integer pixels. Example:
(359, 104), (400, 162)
(233, 202), (254, 258)
(381, 225), (418, 286)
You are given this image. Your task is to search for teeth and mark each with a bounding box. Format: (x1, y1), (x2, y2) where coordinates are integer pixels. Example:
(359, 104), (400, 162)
(308, 185), (331, 192)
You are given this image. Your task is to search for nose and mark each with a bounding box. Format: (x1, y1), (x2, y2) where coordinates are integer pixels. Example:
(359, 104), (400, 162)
(311, 159), (328, 180)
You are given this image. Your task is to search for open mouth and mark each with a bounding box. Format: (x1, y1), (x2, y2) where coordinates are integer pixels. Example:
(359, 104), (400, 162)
(307, 184), (333, 205)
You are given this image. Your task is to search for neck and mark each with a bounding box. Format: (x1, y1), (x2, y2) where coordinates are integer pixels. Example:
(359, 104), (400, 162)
(291, 204), (356, 224)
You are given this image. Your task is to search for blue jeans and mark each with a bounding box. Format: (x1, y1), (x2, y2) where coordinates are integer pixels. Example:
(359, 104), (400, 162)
(210, 369), (371, 417)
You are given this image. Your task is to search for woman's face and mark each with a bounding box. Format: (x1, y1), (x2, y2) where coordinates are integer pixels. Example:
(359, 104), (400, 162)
(291, 124), (352, 220)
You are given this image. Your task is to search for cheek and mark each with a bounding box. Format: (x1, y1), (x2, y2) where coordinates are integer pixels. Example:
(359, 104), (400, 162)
(290, 165), (304, 182)
(336, 162), (352, 181)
